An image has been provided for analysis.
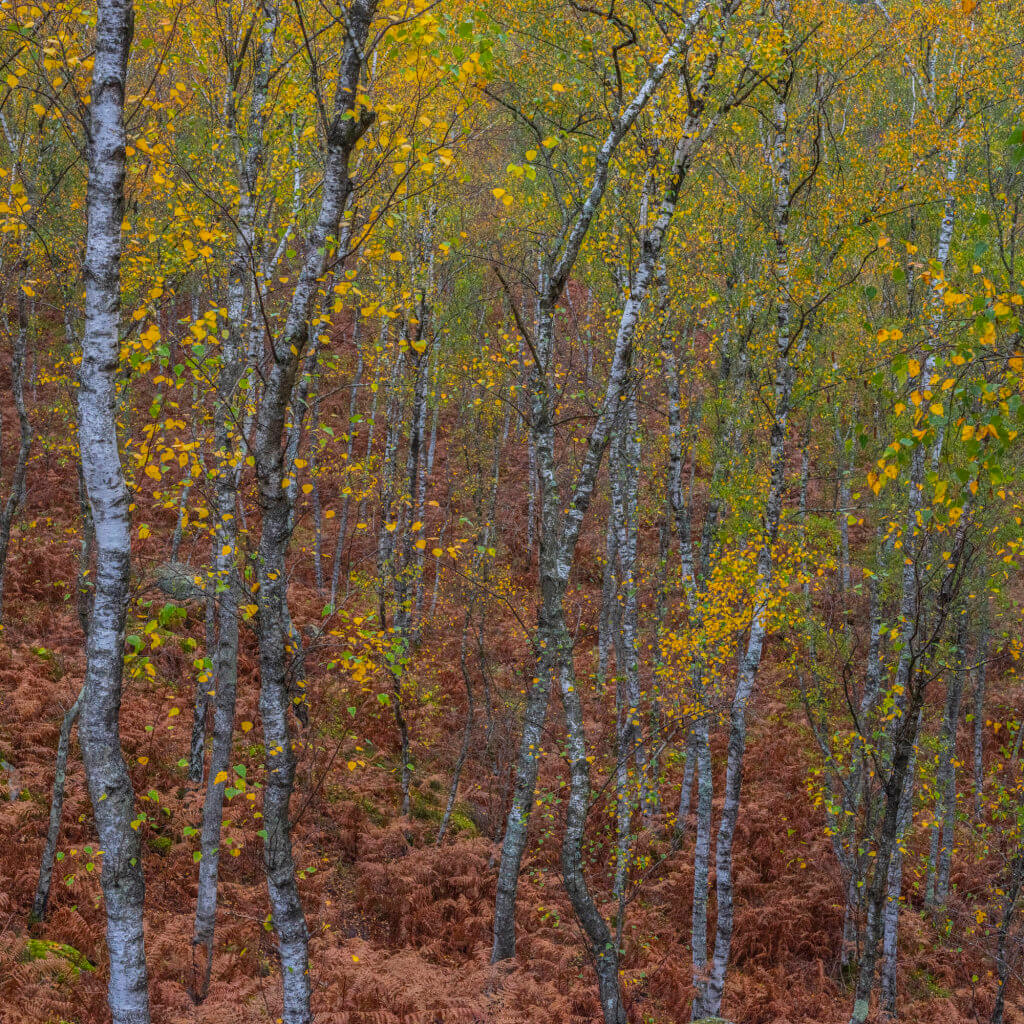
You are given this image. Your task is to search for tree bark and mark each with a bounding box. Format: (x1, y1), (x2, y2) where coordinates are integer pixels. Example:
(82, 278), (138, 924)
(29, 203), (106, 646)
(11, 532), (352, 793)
(491, 4), (714, 960)
(0, 266), (32, 623)
(251, 5), (377, 1019)
(697, 34), (794, 1015)
(77, 1), (149, 1019)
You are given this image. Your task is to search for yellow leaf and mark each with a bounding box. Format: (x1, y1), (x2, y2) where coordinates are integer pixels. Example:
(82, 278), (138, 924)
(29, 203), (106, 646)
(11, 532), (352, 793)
(241, 721), (253, 733)
(214, 771), (229, 785)
(144, 464), (161, 481)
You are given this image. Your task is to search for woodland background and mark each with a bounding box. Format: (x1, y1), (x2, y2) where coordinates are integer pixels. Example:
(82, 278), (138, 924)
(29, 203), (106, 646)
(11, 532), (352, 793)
(0, 0), (1022, 1022)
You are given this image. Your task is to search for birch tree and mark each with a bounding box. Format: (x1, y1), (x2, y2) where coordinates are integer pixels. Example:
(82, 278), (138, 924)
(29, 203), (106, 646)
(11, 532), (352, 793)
(77, 1), (150, 1021)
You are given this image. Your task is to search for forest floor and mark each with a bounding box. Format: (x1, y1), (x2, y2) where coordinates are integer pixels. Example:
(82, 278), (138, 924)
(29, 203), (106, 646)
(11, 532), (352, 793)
(0, 383), (1021, 1024)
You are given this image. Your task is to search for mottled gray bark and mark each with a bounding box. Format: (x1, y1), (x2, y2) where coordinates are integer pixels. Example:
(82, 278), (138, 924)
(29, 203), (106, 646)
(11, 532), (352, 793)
(598, 512), (616, 686)
(880, 710), (922, 1017)
(251, 4), (377, 1019)
(690, 717), (713, 1009)
(924, 617), (967, 910)
(491, 4), (714, 963)
(32, 687), (85, 920)
(991, 854), (1023, 1024)
(559, 654), (627, 1024)
(848, 94), (966, 1024)
(0, 268), (32, 623)
(973, 616), (989, 820)
(610, 394), (647, 902)
(328, 345), (363, 610)
(77, 1), (149, 1019)
(697, 35), (794, 1016)
(192, 2), (279, 997)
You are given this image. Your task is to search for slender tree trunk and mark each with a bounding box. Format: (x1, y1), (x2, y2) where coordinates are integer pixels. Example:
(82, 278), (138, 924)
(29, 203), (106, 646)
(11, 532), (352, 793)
(77, 2), (150, 1019)
(0, 269), (32, 623)
(491, 4), (717, 964)
(848, 95), (967, 1024)
(251, 6), (376, 1019)
(33, 409), (95, 922)
(329, 347), (363, 610)
(973, 616), (989, 820)
(697, 42), (794, 1016)
(880, 711), (922, 1017)
(991, 854), (1023, 1024)
(525, 427), (537, 565)
(32, 687), (85, 920)
(925, 617), (967, 909)
(191, 3), (279, 992)
(598, 511), (617, 686)
(690, 716), (713, 1011)
(559, 653), (628, 1024)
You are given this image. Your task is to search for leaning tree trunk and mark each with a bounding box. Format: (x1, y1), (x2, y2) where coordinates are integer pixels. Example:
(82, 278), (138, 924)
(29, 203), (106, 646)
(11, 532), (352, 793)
(490, 7), (709, 958)
(77, 1), (150, 1020)
(34, 457), (97, 919)
(492, 1), (730, 965)
(32, 686), (85, 920)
